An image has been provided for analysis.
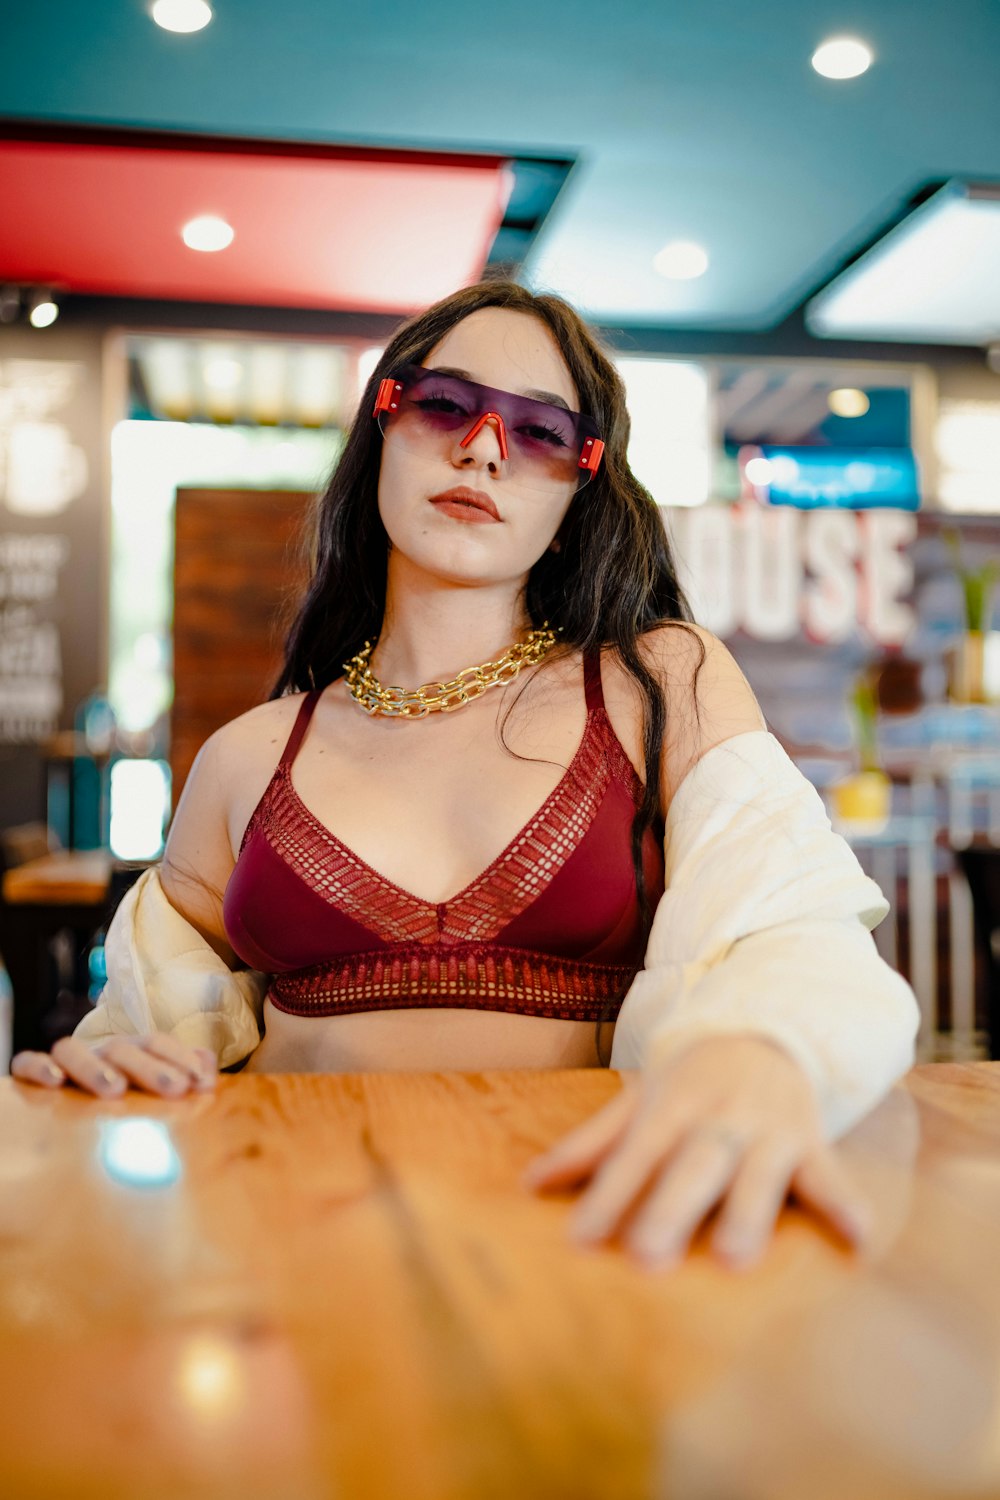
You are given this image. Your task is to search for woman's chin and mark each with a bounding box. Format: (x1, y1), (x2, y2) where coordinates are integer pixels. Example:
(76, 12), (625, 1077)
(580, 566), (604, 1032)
(386, 541), (531, 592)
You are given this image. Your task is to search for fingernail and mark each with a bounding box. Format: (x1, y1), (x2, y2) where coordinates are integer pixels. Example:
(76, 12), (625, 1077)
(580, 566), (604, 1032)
(43, 1061), (65, 1082)
(156, 1070), (184, 1092)
(192, 1069), (216, 1088)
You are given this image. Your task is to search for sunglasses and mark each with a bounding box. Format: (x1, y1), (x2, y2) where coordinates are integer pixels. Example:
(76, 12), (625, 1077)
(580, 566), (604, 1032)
(373, 364), (605, 493)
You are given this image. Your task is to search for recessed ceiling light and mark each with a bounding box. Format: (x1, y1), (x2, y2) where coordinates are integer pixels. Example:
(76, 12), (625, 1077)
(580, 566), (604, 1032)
(811, 37), (873, 79)
(828, 388), (870, 417)
(181, 215), (235, 252)
(653, 241), (709, 280)
(28, 289), (58, 328)
(151, 0), (213, 33)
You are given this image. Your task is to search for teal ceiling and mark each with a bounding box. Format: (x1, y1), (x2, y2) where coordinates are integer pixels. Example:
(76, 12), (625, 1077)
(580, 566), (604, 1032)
(2, 0), (999, 331)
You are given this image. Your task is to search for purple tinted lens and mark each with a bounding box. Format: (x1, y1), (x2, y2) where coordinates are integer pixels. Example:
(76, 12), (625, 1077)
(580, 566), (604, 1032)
(498, 391), (577, 453)
(381, 366), (600, 489)
(403, 372), (477, 433)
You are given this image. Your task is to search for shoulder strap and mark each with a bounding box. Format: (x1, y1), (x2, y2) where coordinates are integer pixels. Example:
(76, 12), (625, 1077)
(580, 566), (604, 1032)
(583, 650), (605, 715)
(277, 689), (322, 769)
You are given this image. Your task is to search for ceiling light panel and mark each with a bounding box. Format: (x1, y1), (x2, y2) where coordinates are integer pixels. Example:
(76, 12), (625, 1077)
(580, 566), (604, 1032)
(806, 182), (1000, 345)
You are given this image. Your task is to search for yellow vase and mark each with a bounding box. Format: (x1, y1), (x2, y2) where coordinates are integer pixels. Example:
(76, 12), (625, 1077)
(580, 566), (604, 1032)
(949, 630), (986, 704)
(831, 770), (892, 826)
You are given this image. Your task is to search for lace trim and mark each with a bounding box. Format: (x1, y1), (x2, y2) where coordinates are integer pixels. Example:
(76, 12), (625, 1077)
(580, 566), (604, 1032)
(267, 943), (635, 1023)
(242, 709), (639, 947)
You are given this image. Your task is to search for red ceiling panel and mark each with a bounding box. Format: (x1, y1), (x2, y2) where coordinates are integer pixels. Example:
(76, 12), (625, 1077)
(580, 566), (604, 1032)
(0, 136), (511, 313)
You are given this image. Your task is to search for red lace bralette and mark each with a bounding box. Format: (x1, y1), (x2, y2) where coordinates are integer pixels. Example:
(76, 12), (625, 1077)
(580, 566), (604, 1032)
(222, 652), (665, 1023)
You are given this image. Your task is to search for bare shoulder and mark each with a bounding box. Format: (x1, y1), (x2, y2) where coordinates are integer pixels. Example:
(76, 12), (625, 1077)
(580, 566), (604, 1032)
(159, 694), (307, 966)
(642, 621), (767, 807)
(208, 692), (305, 767)
(600, 623), (767, 815)
(639, 622), (764, 722)
(206, 694), (309, 850)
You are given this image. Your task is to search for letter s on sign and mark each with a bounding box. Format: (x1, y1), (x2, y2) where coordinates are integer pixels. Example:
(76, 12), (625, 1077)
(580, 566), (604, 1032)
(804, 510), (859, 645)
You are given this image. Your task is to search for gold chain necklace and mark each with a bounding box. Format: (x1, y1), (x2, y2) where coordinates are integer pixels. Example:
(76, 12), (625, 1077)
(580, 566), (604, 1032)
(343, 624), (558, 718)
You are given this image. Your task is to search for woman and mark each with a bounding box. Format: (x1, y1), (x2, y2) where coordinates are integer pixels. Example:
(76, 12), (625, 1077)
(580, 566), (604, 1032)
(11, 279), (919, 1270)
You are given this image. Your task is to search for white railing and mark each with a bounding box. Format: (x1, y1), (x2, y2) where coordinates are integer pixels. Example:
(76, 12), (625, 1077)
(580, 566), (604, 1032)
(827, 759), (998, 1062)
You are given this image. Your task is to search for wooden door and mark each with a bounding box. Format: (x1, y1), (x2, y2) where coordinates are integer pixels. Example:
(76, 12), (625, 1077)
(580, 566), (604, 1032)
(171, 487), (314, 809)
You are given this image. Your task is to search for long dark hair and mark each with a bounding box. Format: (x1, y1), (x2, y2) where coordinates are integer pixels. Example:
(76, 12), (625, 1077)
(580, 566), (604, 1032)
(271, 278), (703, 1064)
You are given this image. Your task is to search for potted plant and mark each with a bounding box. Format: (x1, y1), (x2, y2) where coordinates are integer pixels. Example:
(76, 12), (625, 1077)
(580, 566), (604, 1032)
(943, 528), (1000, 703)
(831, 663), (892, 827)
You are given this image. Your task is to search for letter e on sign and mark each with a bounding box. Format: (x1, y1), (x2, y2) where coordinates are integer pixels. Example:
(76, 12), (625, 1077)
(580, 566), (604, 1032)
(858, 511), (917, 646)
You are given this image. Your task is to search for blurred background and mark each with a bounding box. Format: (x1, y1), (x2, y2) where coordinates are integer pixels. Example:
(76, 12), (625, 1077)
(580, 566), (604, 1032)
(1, 0), (998, 1069)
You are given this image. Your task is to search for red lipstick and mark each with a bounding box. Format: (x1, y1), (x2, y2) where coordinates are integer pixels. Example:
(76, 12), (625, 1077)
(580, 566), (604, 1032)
(428, 486), (501, 523)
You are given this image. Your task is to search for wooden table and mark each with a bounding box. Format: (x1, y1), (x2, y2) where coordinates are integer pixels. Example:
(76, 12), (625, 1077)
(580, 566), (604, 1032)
(1, 1063), (998, 1500)
(1, 850), (114, 906)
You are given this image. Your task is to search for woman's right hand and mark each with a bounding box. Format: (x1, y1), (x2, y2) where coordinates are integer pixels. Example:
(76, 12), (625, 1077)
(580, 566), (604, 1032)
(10, 1033), (218, 1099)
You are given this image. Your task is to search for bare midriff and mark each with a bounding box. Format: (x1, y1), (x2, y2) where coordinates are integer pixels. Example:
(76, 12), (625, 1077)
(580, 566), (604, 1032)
(242, 997), (613, 1073)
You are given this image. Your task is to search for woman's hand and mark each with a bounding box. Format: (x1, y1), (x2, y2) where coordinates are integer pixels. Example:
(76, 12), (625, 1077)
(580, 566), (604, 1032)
(521, 1035), (871, 1270)
(11, 1033), (218, 1099)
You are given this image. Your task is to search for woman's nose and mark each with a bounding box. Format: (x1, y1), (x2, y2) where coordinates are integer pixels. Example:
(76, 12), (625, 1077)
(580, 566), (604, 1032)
(453, 411), (508, 469)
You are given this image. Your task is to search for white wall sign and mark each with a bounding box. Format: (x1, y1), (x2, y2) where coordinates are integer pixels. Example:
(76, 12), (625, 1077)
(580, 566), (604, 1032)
(0, 359), (89, 516)
(0, 533), (69, 742)
(666, 501), (917, 645)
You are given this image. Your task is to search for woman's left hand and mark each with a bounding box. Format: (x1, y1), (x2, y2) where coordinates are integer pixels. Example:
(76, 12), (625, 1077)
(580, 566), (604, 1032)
(521, 1035), (872, 1271)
